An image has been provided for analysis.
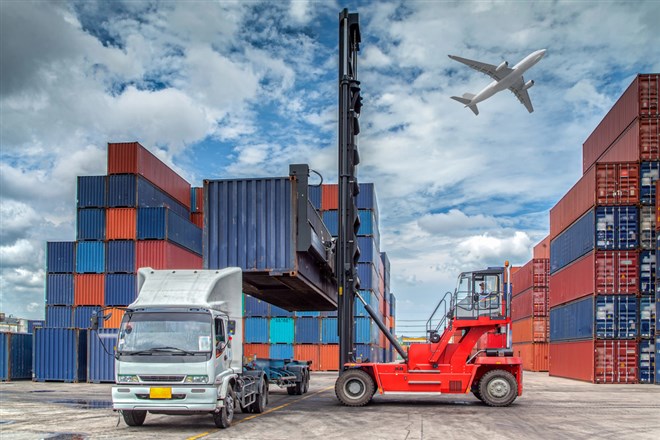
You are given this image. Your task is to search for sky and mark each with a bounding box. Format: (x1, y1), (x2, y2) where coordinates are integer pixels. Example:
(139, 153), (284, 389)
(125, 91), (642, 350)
(1, 1), (659, 335)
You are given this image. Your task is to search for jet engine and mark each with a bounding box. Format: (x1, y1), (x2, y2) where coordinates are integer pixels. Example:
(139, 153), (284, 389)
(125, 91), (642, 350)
(496, 61), (509, 72)
(522, 80), (535, 90)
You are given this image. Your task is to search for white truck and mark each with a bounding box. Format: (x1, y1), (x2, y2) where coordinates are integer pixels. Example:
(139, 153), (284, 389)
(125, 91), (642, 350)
(103, 267), (304, 428)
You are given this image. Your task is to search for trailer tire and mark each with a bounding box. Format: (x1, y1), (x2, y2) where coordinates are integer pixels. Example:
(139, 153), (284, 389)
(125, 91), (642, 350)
(335, 369), (374, 407)
(250, 379), (268, 413)
(122, 410), (146, 426)
(478, 370), (517, 407)
(213, 386), (235, 428)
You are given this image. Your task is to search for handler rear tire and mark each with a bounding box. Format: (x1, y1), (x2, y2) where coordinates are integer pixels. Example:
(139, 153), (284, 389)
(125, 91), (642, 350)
(335, 369), (374, 407)
(478, 370), (517, 407)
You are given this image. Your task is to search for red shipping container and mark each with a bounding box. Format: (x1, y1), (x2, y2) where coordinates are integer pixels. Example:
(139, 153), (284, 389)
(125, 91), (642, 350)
(321, 184), (338, 210)
(136, 241), (202, 271)
(74, 274), (105, 306)
(107, 142), (191, 209)
(550, 166), (595, 239)
(594, 251), (638, 295)
(549, 340), (596, 382)
(512, 342), (549, 372)
(106, 208), (136, 240)
(582, 74), (659, 172)
(512, 316), (548, 343)
(243, 343), (270, 360)
(591, 118), (660, 168)
(190, 212), (203, 229)
(512, 259), (549, 295)
(533, 236), (550, 259)
(550, 340), (639, 384)
(549, 252), (594, 308)
(318, 344), (339, 371)
(511, 287), (548, 321)
(294, 344), (321, 371)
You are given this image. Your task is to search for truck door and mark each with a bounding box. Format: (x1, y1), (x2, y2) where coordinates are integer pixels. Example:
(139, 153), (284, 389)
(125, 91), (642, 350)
(214, 317), (232, 373)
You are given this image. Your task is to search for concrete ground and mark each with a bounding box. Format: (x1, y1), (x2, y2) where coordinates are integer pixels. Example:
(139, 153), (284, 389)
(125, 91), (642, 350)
(1, 372), (659, 439)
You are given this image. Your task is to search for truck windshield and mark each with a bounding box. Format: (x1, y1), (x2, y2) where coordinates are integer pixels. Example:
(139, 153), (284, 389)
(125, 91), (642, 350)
(118, 312), (213, 355)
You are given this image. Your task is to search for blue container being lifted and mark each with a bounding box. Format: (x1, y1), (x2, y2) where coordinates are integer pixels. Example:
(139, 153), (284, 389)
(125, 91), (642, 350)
(33, 328), (87, 382)
(77, 208), (106, 241)
(550, 210), (595, 274)
(46, 306), (73, 328)
(87, 329), (117, 383)
(322, 210), (339, 236)
(106, 240), (135, 273)
(295, 311), (320, 317)
(77, 176), (107, 208)
(137, 207), (202, 255)
(294, 317), (320, 343)
(0, 333), (33, 381)
(76, 241), (105, 274)
(550, 296), (594, 342)
(46, 274), (74, 306)
(107, 174), (189, 218)
(270, 304), (294, 318)
(244, 295), (270, 317)
(105, 274), (137, 306)
(47, 242), (75, 273)
(204, 167), (337, 311)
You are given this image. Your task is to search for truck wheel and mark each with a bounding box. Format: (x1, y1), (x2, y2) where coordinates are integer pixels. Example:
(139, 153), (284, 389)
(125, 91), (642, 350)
(303, 370), (310, 394)
(335, 369), (374, 407)
(122, 410), (146, 426)
(250, 380), (268, 413)
(213, 386), (235, 428)
(478, 370), (517, 407)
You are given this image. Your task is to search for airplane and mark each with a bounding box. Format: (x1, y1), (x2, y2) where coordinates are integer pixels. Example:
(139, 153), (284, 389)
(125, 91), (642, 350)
(448, 49), (546, 115)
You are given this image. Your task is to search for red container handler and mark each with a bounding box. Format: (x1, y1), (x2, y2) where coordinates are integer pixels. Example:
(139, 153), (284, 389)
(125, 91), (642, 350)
(549, 340), (639, 383)
(511, 287), (548, 320)
(512, 342), (549, 372)
(107, 142), (191, 209)
(135, 241), (202, 271)
(512, 259), (549, 294)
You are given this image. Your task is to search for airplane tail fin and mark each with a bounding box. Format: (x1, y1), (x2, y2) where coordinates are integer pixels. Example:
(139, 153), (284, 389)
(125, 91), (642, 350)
(450, 93), (479, 115)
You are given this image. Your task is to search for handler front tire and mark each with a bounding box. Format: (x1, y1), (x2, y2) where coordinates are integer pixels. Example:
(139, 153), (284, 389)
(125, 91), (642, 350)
(335, 369), (375, 407)
(478, 369), (518, 407)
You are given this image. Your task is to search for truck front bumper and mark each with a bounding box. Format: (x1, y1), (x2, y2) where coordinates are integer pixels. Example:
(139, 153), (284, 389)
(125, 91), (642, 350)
(112, 385), (219, 412)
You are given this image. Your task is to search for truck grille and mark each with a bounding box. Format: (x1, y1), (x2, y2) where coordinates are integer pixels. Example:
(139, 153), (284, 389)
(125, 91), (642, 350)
(139, 375), (185, 383)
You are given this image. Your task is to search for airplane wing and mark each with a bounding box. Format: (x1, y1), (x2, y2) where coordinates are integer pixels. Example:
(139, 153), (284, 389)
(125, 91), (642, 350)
(508, 76), (534, 113)
(448, 54), (514, 81)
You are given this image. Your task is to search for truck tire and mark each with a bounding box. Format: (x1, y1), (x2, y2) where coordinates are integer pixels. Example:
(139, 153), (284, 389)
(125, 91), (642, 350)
(213, 386), (235, 428)
(335, 369), (374, 407)
(122, 410), (147, 426)
(478, 370), (517, 407)
(250, 379), (268, 413)
(303, 370), (309, 394)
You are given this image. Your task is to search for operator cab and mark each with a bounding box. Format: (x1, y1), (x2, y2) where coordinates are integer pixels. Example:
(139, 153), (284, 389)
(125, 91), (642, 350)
(453, 268), (505, 320)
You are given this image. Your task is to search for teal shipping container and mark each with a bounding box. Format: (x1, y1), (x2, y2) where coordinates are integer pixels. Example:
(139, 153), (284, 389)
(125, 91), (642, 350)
(270, 318), (294, 344)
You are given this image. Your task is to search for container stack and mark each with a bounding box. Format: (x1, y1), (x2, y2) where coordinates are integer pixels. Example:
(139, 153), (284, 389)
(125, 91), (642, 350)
(548, 74), (659, 384)
(38, 141), (202, 382)
(511, 237), (551, 371)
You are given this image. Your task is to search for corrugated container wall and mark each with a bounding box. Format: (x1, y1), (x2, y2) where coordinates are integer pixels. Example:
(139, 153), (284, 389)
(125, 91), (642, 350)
(512, 342), (549, 372)
(294, 318), (320, 343)
(533, 236), (550, 259)
(549, 252), (595, 308)
(640, 161), (659, 204)
(33, 328), (87, 382)
(136, 241), (202, 271)
(243, 343), (270, 360)
(46, 306), (73, 328)
(77, 208), (105, 241)
(244, 318), (269, 344)
(106, 208), (136, 240)
(308, 185), (321, 211)
(318, 344), (339, 371)
(47, 242), (75, 273)
(46, 274), (74, 306)
(77, 176), (107, 208)
(269, 344), (294, 360)
(105, 241), (135, 273)
(269, 318), (294, 344)
(74, 274), (104, 306)
(244, 295), (270, 317)
(107, 174), (189, 218)
(550, 210), (595, 273)
(0, 333), (33, 381)
(87, 329), (117, 383)
(137, 207), (202, 255)
(294, 345), (320, 371)
(74, 306), (102, 328)
(321, 184), (338, 210)
(321, 318), (339, 343)
(638, 339), (655, 383)
(550, 296), (594, 342)
(75, 242), (105, 274)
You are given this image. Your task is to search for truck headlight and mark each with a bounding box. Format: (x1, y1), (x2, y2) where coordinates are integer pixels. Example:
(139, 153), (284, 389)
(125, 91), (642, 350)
(118, 375), (139, 383)
(184, 375), (209, 384)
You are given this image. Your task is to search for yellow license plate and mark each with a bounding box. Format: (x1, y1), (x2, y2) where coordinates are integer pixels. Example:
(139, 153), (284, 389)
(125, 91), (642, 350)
(149, 387), (172, 399)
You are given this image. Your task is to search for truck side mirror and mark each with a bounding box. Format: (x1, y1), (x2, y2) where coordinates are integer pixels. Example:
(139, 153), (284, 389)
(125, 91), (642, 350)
(228, 320), (236, 336)
(90, 313), (99, 331)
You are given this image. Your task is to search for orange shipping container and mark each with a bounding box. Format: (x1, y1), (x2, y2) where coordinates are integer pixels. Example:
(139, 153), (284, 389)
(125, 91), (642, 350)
(243, 343), (270, 360)
(533, 236), (550, 259)
(294, 344), (321, 371)
(106, 208), (137, 240)
(512, 316), (548, 343)
(103, 308), (125, 329)
(512, 342), (549, 372)
(74, 274), (105, 306)
(318, 344), (339, 371)
(321, 184), (338, 211)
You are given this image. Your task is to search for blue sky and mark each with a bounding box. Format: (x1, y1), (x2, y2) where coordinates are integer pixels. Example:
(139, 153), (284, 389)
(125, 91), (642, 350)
(1, 1), (659, 334)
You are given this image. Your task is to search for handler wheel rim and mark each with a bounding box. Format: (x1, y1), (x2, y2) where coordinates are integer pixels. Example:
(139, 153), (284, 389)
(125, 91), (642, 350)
(487, 378), (510, 399)
(344, 377), (367, 400)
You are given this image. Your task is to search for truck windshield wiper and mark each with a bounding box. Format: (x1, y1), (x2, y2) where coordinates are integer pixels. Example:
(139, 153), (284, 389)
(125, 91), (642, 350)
(123, 346), (197, 356)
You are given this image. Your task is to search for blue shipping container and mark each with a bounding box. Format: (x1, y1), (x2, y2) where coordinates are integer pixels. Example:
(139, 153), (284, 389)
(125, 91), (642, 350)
(294, 317), (320, 343)
(46, 274), (74, 306)
(27, 320), (45, 333)
(137, 207), (202, 255)
(640, 295), (656, 338)
(308, 185), (321, 211)
(245, 318), (269, 343)
(616, 295), (638, 339)
(47, 242), (75, 273)
(640, 251), (656, 295)
(270, 318), (294, 344)
(355, 290), (379, 317)
(244, 295), (270, 317)
(550, 210), (595, 273)
(389, 293), (396, 317)
(0, 333), (32, 381)
(270, 304), (293, 318)
(75, 241), (105, 274)
(321, 317), (339, 343)
(87, 329), (117, 383)
(640, 161), (659, 205)
(46, 306), (73, 328)
(358, 210), (377, 237)
(355, 317), (379, 344)
(105, 274), (137, 306)
(355, 343), (380, 362)
(358, 236), (380, 271)
(639, 339), (656, 383)
(596, 206), (638, 250)
(549, 296), (594, 342)
(33, 328), (87, 382)
(321, 310), (338, 317)
(77, 208), (106, 241)
(595, 295), (638, 339)
(106, 240), (135, 273)
(295, 311), (321, 317)
(357, 263), (379, 290)
(640, 206), (656, 250)
(595, 296), (615, 339)
(357, 183), (378, 212)
(656, 336), (660, 385)
(322, 210), (338, 236)
(269, 344), (294, 360)
(107, 174), (189, 218)
(74, 306), (102, 329)
(77, 176), (107, 208)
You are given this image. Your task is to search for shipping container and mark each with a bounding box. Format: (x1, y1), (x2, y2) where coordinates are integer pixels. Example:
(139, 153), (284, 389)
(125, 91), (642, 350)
(595, 295), (638, 339)
(136, 241), (202, 271)
(512, 317), (548, 343)
(582, 74), (660, 172)
(355, 290), (379, 317)
(357, 263), (379, 290)
(357, 236), (381, 273)
(357, 183), (378, 212)
(549, 340), (596, 382)
(244, 295), (270, 317)
(243, 343), (270, 360)
(639, 339), (656, 384)
(595, 163), (640, 205)
(656, 336), (660, 385)
(244, 318), (269, 343)
(512, 342), (549, 372)
(294, 318), (320, 344)
(105, 240), (135, 273)
(137, 207), (202, 255)
(359, 210), (379, 238)
(355, 317), (380, 344)
(294, 344), (320, 371)
(269, 344), (294, 360)
(594, 251), (638, 295)
(103, 308), (125, 329)
(321, 184), (338, 211)
(549, 252), (594, 308)
(0, 333), (32, 381)
(270, 304), (294, 318)
(640, 295), (656, 338)
(308, 185), (321, 211)
(269, 318), (294, 344)
(107, 174), (189, 218)
(533, 236), (550, 259)
(322, 210), (338, 236)
(46, 306), (73, 328)
(596, 206), (638, 250)
(77, 176), (107, 208)
(190, 187), (203, 213)
(549, 296), (593, 342)
(75, 241), (105, 274)
(511, 287), (548, 321)
(105, 274), (137, 306)
(589, 118), (660, 169)
(106, 208), (136, 240)
(295, 311), (321, 317)
(33, 328), (87, 382)
(77, 208), (106, 241)
(550, 339), (639, 383)
(318, 344), (339, 371)
(74, 306), (102, 329)
(107, 142), (191, 209)
(550, 210), (595, 273)
(27, 320), (45, 333)
(321, 317), (338, 344)
(657, 180), (660, 230)
(190, 212), (203, 229)
(46, 274), (74, 306)
(641, 161), (659, 205)
(47, 242), (75, 273)
(355, 344), (380, 363)
(640, 206), (656, 250)
(549, 167), (596, 239)
(512, 259), (549, 294)
(74, 274), (104, 306)
(87, 329), (117, 383)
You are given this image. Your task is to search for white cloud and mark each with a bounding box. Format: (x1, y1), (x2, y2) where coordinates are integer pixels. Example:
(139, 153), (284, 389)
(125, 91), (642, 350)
(418, 209), (499, 236)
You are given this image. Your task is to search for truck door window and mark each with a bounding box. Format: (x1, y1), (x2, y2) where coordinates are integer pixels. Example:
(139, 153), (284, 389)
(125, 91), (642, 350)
(215, 318), (225, 344)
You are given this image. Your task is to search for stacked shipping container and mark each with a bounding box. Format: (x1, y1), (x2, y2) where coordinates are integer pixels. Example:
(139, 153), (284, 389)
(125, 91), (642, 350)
(548, 74), (659, 384)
